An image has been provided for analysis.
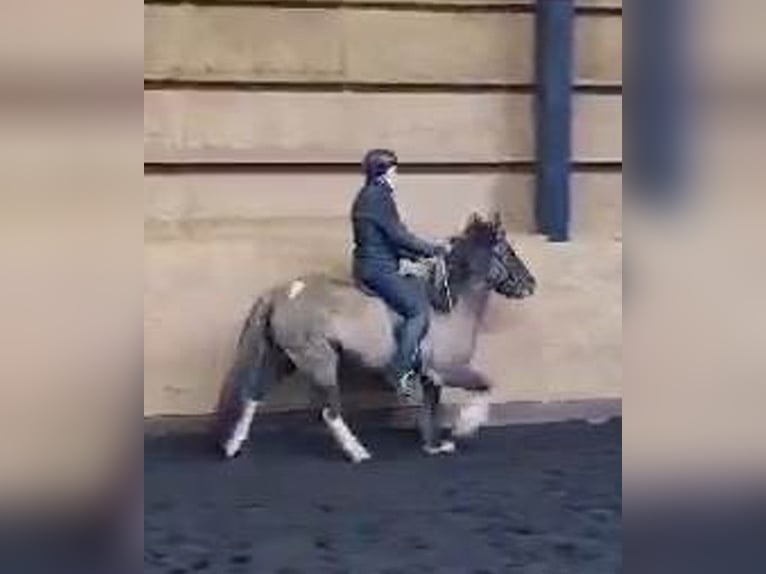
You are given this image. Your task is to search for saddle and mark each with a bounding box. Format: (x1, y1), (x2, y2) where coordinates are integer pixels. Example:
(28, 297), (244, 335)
(355, 257), (452, 314)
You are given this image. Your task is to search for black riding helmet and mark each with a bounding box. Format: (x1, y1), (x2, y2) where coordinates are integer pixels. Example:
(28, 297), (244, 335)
(363, 149), (398, 183)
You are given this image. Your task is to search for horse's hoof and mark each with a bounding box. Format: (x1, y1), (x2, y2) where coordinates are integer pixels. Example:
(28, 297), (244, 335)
(423, 440), (456, 456)
(351, 450), (372, 464)
(222, 438), (244, 460)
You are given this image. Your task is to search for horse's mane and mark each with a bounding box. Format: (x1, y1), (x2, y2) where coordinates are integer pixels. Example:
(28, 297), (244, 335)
(460, 217), (497, 246)
(430, 216), (498, 309)
(449, 217), (496, 266)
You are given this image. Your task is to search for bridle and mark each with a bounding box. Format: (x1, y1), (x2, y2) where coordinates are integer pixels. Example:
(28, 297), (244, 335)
(434, 236), (520, 311)
(487, 241), (522, 295)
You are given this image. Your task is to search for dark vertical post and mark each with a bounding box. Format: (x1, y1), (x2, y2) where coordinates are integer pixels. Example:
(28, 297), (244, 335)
(535, 0), (574, 242)
(630, 0), (686, 204)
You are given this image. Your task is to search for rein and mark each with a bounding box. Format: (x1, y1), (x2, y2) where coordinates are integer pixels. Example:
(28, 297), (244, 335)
(436, 255), (455, 313)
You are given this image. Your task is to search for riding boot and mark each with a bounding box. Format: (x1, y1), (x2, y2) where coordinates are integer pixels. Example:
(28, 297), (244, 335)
(387, 312), (428, 400)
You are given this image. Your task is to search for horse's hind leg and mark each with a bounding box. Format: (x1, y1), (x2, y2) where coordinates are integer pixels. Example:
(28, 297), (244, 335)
(288, 340), (371, 463)
(221, 348), (289, 459)
(223, 401), (259, 459)
(320, 386), (371, 463)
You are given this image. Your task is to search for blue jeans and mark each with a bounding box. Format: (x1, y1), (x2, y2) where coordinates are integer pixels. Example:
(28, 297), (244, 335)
(355, 262), (430, 378)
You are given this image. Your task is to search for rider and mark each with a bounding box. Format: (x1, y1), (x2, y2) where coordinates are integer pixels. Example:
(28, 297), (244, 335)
(351, 149), (446, 398)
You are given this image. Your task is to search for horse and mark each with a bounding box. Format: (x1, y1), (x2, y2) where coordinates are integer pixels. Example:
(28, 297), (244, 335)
(217, 212), (536, 462)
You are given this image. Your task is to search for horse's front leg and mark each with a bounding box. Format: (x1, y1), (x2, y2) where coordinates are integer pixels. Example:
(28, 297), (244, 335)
(420, 377), (456, 456)
(454, 374), (491, 438)
(454, 389), (491, 438)
(437, 366), (492, 438)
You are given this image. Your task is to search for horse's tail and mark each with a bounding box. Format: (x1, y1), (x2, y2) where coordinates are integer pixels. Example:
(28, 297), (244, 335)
(214, 294), (276, 444)
(236, 294), (275, 363)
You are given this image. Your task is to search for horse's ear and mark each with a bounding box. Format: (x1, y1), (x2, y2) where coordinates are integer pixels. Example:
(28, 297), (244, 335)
(465, 212), (483, 231)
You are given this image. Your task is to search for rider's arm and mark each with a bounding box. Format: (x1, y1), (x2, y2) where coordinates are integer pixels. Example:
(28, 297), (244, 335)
(373, 190), (440, 258)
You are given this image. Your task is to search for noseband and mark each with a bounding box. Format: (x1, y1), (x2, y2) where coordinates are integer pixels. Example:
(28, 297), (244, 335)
(487, 244), (517, 293)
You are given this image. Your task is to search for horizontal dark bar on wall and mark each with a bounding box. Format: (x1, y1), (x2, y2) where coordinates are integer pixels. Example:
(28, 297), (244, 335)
(146, 0), (621, 12)
(144, 161), (621, 175)
(145, 161), (535, 175)
(146, 0), (621, 13)
(574, 83), (622, 95)
(573, 160), (622, 172)
(144, 79), (537, 94)
(145, 0), (536, 14)
(575, 6), (622, 16)
(144, 79), (620, 94)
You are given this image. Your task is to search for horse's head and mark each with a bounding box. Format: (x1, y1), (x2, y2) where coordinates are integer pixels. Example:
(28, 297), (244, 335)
(448, 212), (536, 299)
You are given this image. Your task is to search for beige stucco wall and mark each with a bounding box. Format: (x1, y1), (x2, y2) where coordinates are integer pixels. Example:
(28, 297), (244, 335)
(144, 1), (623, 417)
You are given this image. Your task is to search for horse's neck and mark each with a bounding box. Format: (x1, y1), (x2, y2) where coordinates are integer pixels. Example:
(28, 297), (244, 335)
(441, 282), (491, 346)
(457, 281), (490, 318)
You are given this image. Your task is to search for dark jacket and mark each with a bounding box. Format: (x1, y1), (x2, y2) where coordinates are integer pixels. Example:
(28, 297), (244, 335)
(351, 180), (438, 275)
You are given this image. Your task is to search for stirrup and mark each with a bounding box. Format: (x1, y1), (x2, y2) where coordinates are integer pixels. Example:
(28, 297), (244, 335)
(388, 370), (422, 403)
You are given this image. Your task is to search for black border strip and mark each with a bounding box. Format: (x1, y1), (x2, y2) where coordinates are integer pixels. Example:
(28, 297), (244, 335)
(144, 398), (622, 436)
(144, 160), (621, 174)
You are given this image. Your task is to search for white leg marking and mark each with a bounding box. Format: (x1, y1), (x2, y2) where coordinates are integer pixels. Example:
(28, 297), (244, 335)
(223, 400), (259, 458)
(587, 416), (612, 426)
(453, 393), (490, 438)
(423, 440), (457, 456)
(322, 408), (372, 463)
(287, 280), (306, 300)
